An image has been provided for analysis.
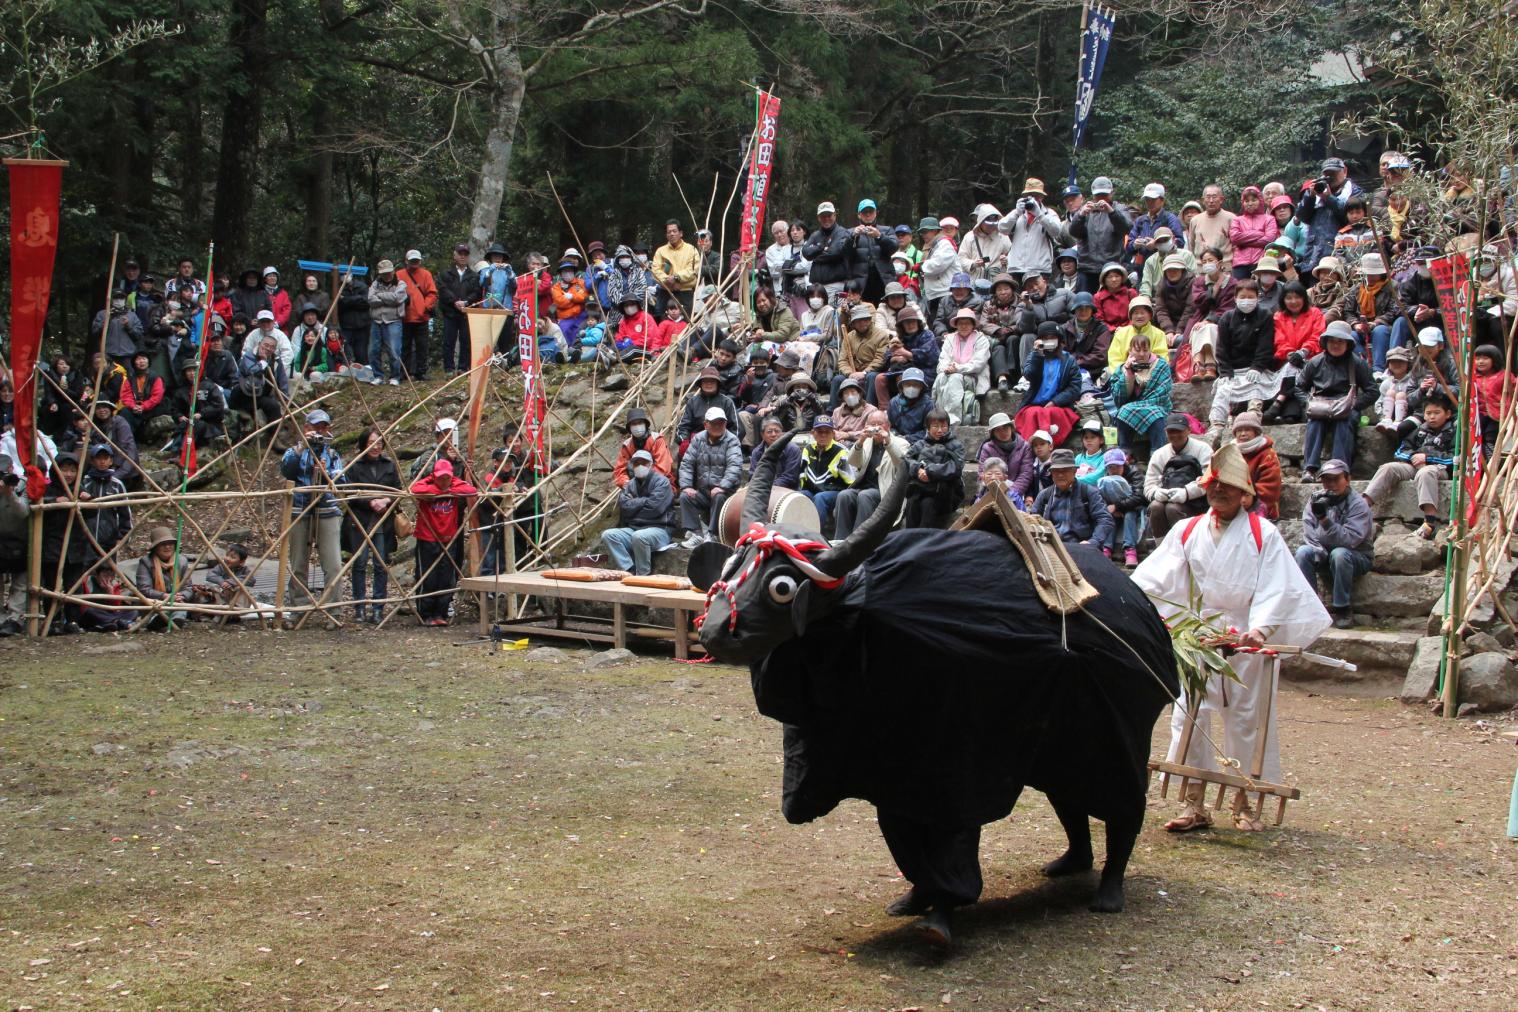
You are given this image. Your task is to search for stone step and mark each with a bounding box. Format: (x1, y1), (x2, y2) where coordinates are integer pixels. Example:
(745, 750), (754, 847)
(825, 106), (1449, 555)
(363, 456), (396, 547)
(1283, 627), (1423, 692)
(1277, 479), (1450, 522)
(1354, 571), (1446, 617)
(1268, 423), (1399, 478)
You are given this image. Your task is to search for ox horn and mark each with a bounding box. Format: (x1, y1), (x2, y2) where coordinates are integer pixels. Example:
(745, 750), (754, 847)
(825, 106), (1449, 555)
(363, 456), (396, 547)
(742, 430), (795, 529)
(813, 442), (907, 578)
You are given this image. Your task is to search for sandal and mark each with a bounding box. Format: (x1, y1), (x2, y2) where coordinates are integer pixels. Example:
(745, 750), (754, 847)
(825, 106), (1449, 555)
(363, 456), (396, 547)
(1230, 793), (1266, 832)
(1415, 517), (1443, 540)
(1163, 806), (1213, 833)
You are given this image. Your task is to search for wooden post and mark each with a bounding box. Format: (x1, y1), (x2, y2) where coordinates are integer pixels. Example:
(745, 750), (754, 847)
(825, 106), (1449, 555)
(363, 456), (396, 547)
(274, 482), (293, 628)
(25, 509), (43, 637)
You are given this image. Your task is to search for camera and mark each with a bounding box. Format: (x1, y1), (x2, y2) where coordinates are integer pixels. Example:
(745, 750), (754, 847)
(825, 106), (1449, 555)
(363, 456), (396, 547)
(1017, 197), (1034, 212)
(1309, 491), (1333, 517)
(2, 472), (19, 487)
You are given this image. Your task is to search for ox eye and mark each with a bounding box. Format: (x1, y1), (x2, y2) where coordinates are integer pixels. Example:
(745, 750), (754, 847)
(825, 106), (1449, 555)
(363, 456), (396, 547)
(768, 574), (798, 604)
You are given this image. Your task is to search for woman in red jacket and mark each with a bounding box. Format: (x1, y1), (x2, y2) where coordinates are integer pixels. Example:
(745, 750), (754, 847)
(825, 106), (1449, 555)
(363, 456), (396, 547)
(409, 459), (478, 626)
(119, 351), (167, 438)
(1262, 282), (1323, 424)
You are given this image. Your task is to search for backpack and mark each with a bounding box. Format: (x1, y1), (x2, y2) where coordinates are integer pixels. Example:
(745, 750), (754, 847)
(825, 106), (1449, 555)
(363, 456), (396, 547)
(1161, 453), (1203, 489)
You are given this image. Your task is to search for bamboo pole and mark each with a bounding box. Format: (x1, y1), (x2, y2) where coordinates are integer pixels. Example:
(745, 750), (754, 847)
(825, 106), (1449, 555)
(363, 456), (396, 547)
(25, 508), (42, 637)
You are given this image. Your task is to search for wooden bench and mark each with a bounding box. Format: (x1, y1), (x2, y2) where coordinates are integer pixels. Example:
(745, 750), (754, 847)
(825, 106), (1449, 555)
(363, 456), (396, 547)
(458, 572), (708, 659)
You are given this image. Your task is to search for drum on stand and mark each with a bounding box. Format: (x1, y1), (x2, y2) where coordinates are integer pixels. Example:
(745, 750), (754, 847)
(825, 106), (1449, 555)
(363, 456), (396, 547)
(718, 486), (821, 546)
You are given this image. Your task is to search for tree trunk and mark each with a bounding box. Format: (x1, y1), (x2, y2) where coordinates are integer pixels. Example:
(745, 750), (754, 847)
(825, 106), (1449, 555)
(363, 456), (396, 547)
(304, 98), (333, 257)
(211, 0), (270, 268)
(467, 51), (526, 258)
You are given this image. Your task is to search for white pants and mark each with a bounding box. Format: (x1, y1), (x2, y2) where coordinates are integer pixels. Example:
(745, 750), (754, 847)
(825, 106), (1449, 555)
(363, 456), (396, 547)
(1167, 652), (1281, 785)
(1189, 322), (1218, 359)
(1209, 369), (1283, 424)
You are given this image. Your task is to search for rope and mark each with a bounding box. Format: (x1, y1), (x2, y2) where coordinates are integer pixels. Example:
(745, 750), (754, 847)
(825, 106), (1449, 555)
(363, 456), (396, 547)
(696, 523), (840, 633)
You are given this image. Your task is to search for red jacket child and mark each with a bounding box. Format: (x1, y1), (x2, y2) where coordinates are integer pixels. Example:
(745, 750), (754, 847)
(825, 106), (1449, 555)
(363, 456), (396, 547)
(409, 459), (478, 543)
(615, 308), (666, 353)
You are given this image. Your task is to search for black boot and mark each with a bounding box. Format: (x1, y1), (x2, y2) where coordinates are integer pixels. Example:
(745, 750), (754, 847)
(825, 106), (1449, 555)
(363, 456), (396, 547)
(886, 887), (931, 917)
(915, 906), (954, 948)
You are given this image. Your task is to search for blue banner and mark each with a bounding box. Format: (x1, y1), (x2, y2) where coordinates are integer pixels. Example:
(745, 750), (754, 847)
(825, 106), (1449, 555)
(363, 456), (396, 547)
(1069, 4), (1116, 186)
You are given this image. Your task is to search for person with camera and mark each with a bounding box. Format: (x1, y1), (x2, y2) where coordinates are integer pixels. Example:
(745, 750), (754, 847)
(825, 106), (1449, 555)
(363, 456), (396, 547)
(1295, 459), (1373, 630)
(800, 202), (854, 303)
(1296, 157), (1362, 275)
(1068, 176), (1133, 293)
(998, 178), (1065, 279)
(1293, 321), (1376, 481)
(280, 409), (346, 615)
(0, 454), (29, 636)
(1127, 182), (1186, 269)
(959, 204), (1011, 282)
(93, 292), (145, 368)
(232, 333), (290, 426)
(1009, 272), (1074, 391)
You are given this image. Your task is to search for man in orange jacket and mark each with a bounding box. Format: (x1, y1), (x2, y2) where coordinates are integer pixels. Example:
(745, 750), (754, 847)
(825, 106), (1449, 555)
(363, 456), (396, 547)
(397, 249), (439, 380)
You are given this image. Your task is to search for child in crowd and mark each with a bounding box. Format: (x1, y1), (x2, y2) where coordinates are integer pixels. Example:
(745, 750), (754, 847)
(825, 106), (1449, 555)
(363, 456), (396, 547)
(902, 409), (964, 529)
(1074, 419), (1107, 485)
(1364, 390), (1457, 540)
(1375, 347), (1418, 432)
(1093, 262), (1137, 330)
(1027, 429), (1054, 499)
(202, 543), (256, 607)
(1096, 448), (1146, 566)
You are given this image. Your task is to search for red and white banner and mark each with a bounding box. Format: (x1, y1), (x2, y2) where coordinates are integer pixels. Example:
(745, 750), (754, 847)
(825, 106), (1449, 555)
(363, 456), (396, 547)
(738, 90), (781, 254)
(516, 280), (547, 472)
(1429, 252), (1483, 518)
(6, 158), (67, 470)
(463, 307), (511, 464)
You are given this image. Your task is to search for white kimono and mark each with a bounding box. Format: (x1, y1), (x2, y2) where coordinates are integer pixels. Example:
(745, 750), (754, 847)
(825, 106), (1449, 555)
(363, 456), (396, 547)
(1132, 509), (1330, 783)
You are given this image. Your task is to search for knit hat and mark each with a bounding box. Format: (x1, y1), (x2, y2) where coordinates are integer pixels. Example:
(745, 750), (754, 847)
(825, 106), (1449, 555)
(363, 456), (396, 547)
(1202, 442), (1253, 494)
(1232, 411), (1263, 433)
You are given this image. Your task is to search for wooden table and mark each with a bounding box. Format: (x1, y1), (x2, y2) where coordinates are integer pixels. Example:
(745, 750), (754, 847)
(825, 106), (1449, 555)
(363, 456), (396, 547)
(458, 573), (707, 659)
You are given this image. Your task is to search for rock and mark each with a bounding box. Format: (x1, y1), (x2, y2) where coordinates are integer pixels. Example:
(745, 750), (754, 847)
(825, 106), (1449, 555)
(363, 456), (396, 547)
(980, 390), (1021, 419)
(165, 741), (240, 768)
(525, 646), (567, 664)
(585, 647), (635, 669)
(955, 425), (989, 458)
(1354, 572), (1445, 617)
(1276, 519), (1305, 551)
(1284, 628), (1419, 685)
(1373, 529), (1444, 575)
(146, 413), (178, 440)
(91, 742), (125, 756)
(1267, 424), (1398, 477)
(1399, 636), (1445, 703)
(1168, 380), (1214, 421)
(1466, 630), (1506, 656)
(1456, 651), (1518, 712)
(82, 640), (144, 655)
(599, 372), (630, 392)
(1457, 702), (1481, 718)
(1277, 479), (1450, 523)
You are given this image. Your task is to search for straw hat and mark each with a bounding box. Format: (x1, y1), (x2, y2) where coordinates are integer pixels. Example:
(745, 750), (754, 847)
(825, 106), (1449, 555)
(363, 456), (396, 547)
(1203, 442), (1253, 494)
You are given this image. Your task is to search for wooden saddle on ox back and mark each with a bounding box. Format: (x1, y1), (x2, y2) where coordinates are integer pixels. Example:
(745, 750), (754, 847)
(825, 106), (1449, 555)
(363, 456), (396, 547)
(948, 485), (1099, 614)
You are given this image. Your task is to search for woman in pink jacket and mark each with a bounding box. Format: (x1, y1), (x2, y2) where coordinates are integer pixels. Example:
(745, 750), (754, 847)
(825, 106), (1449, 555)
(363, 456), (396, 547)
(1227, 186), (1279, 279)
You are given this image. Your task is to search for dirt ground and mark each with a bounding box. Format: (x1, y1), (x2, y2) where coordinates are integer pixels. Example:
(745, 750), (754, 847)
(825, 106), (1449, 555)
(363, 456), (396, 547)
(2, 627), (1516, 1011)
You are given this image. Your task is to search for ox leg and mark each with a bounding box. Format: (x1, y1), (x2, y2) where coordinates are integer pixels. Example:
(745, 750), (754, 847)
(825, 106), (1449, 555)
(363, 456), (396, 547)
(1040, 792), (1094, 878)
(1091, 800), (1144, 914)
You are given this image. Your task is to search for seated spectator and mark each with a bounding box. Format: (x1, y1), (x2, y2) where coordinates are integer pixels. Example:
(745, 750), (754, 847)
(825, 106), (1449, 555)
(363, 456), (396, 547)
(1295, 459), (1373, 630)
(902, 409), (964, 529)
(710, 339), (745, 399)
(201, 543), (256, 610)
(1180, 245), (1237, 380)
(1307, 255), (1348, 316)
(1326, 252), (1396, 373)
(613, 408), (673, 487)
(798, 416), (852, 533)
(1062, 291), (1113, 381)
(1052, 247), (1081, 294)
(1148, 252), (1195, 346)
(89, 400), (139, 483)
(887, 367), (934, 445)
(1033, 448), (1113, 547)
(551, 260), (589, 346)
(1014, 324), (1081, 441)
(614, 293), (665, 361)
(601, 449), (675, 576)
(1009, 272), (1073, 389)
(872, 282), (911, 338)
(1365, 390), (1455, 540)
(836, 424), (906, 538)
(979, 273), (1022, 390)
(1405, 326), (1460, 431)
(247, 308), (294, 370)
(1374, 347), (1418, 433)
(200, 329), (241, 406)
(1270, 194), (1309, 263)
(1096, 448), (1145, 565)
(931, 272), (981, 336)
(167, 360), (227, 455)
(1144, 413), (1213, 537)
(749, 415), (802, 490)
(873, 305), (938, 406)
(677, 407), (742, 546)
(1111, 336), (1173, 457)
(1205, 278), (1278, 443)
(933, 307), (991, 424)
(1092, 262), (1136, 331)
(800, 283), (842, 348)
(1263, 282), (1323, 423)
(135, 526), (193, 627)
(772, 372), (825, 434)
(409, 459), (478, 626)
(1138, 229), (1194, 298)
(974, 457), (1011, 504)
(1074, 419), (1108, 485)
(748, 286), (800, 352)
(834, 304), (891, 407)
(674, 366), (740, 446)
(1106, 296), (1168, 377)
(233, 333), (290, 425)
(1251, 255), (1287, 315)
(1027, 429), (1054, 498)
(344, 426), (401, 623)
(119, 351), (168, 439)
(1230, 412), (1282, 519)
(977, 412), (1033, 502)
(831, 376), (886, 446)
(1392, 248), (1444, 351)
(1295, 322), (1375, 480)
(292, 320), (347, 381)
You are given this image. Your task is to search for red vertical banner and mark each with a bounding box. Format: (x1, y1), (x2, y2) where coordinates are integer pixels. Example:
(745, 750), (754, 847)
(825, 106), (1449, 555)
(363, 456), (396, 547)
(6, 159), (67, 470)
(516, 280), (546, 471)
(1430, 252), (1482, 516)
(738, 90), (782, 253)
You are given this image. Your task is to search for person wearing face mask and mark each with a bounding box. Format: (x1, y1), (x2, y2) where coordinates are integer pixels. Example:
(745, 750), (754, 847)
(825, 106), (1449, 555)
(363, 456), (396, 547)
(1013, 325), (1081, 441)
(831, 376), (887, 446)
(612, 294), (664, 362)
(1205, 278), (1279, 444)
(1179, 246), (1237, 382)
(550, 260), (589, 348)
(1471, 244), (1517, 348)
(1137, 227), (1195, 298)
(601, 449), (675, 576)
(605, 244), (650, 310)
(888, 367), (935, 445)
(612, 407), (673, 488)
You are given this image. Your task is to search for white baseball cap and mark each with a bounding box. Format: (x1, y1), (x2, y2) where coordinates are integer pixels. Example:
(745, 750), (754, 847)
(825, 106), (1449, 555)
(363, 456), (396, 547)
(435, 417), (457, 432)
(1417, 326), (1445, 347)
(255, 309), (275, 322)
(1142, 182), (1166, 199)
(405, 249), (423, 261)
(816, 201), (837, 215)
(940, 215), (960, 229)
(703, 406), (728, 422)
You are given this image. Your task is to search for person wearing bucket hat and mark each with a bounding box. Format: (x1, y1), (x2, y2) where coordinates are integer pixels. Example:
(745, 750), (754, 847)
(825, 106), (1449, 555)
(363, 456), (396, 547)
(601, 446), (676, 576)
(613, 407), (674, 487)
(1031, 446), (1112, 547)
(1297, 156), (1361, 273)
(1144, 250), (1195, 343)
(976, 411), (1033, 502)
(977, 273), (1023, 390)
(1052, 246), (1082, 294)
(1306, 254), (1348, 317)
(914, 215), (962, 317)
(933, 307), (991, 424)
(835, 303), (891, 409)
(874, 304), (939, 406)
(1134, 440), (1332, 832)
(1069, 179), (1133, 293)
(931, 271), (982, 336)
(134, 526), (194, 625)
(1136, 229), (1195, 299)
(1013, 322), (1081, 442)
(366, 259), (409, 385)
(888, 366), (935, 444)
(1293, 321), (1374, 479)
(773, 370), (826, 436)
(831, 375), (887, 446)
(872, 281), (911, 338)
(1092, 261), (1136, 330)
(961, 203), (1011, 282)
(1000, 177), (1065, 278)
(1295, 457), (1373, 630)
(1374, 346), (1418, 433)
(675, 365), (740, 444)
(1330, 251), (1397, 374)
(1106, 294), (1167, 377)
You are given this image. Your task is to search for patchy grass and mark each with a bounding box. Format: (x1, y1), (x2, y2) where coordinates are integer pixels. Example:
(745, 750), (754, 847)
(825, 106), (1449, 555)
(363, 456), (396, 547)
(2, 627), (1517, 1009)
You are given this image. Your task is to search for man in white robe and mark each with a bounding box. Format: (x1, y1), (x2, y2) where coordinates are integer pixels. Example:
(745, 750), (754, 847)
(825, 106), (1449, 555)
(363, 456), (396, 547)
(1133, 442), (1330, 831)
